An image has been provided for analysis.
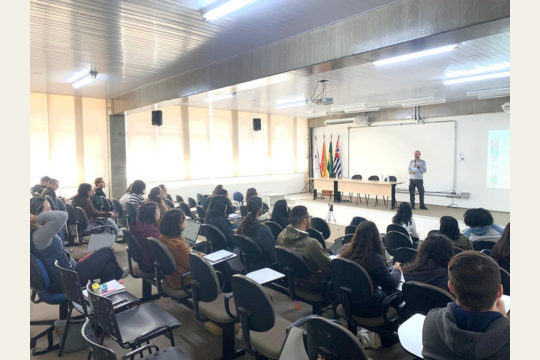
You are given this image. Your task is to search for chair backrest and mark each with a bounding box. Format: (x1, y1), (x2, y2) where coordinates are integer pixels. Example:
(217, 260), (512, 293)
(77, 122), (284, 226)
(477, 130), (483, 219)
(310, 217), (331, 240)
(55, 198), (66, 211)
(100, 196), (111, 211)
(306, 317), (368, 360)
(188, 197), (197, 208)
(274, 245), (311, 279)
(76, 206), (90, 231)
(385, 232), (413, 256)
(351, 175), (362, 180)
(55, 260), (88, 315)
(30, 254), (49, 292)
(195, 206), (206, 221)
(453, 247), (464, 255)
(344, 225), (357, 235)
(331, 258), (373, 306)
(65, 203), (78, 226)
(368, 175), (379, 181)
(402, 281), (455, 315)
(166, 193), (173, 202)
(200, 224), (229, 252)
(197, 193), (205, 205)
(45, 195), (57, 210)
(473, 240), (495, 252)
(265, 221), (284, 241)
(148, 238), (176, 276)
(123, 230), (145, 265)
(90, 196), (99, 210)
(500, 268), (510, 296)
(232, 275), (276, 332)
(385, 175), (397, 182)
(387, 224), (410, 237)
(112, 199), (124, 217)
(179, 202), (193, 217)
(164, 198), (175, 209)
(176, 195), (184, 203)
(81, 318), (116, 360)
(240, 205), (248, 218)
(233, 191), (244, 203)
(393, 247), (418, 265)
(307, 228), (327, 250)
(262, 202), (269, 213)
(189, 253), (220, 302)
(234, 235), (266, 272)
(350, 217), (367, 226)
(86, 282), (123, 344)
(342, 234), (354, 245)
(125, 202), (137, 224)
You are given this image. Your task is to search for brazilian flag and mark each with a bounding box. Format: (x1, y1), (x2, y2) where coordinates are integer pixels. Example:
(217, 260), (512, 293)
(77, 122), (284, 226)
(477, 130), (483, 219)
(327, 137), (333, 176)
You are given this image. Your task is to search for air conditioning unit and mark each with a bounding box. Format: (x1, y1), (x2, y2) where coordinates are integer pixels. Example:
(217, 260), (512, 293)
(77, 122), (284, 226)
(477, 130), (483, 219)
(324, 116), (370, 127)
(502, 102), (510, 113)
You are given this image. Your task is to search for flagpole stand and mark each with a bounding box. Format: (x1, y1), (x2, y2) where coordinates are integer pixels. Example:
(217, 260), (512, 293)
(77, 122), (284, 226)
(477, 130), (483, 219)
(300, 179), (314, 194)
(325, 203), (336, 224)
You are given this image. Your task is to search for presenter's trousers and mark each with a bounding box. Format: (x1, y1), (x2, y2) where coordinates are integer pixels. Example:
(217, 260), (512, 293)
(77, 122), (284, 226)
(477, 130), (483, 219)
(409, 179), (425, 207)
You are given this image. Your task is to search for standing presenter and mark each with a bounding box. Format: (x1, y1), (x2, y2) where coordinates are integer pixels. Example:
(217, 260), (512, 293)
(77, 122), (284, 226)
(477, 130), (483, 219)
(409, 150), (428, 210)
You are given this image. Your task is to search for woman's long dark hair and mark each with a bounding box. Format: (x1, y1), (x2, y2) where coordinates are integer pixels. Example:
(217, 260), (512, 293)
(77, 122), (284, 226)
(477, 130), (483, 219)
(439, 216), (460, 240)
(245, 188), (257, 203)
(72, 183), (92, 205)
(393, 202), (413, 226)
(131, 180), (146, 195)
(403, 234), (454, 273)
(137, 202), (158, 225)
(270, 200), (290, 227)
(148, 187), (165, 205)
(30, 197), (48, 231)
(491, 222), (510, 262)
(211, 184), (223, 197)
(341, 221), (384, 270)
(205, 195), (228, 222)
(237, 197), (263, 237)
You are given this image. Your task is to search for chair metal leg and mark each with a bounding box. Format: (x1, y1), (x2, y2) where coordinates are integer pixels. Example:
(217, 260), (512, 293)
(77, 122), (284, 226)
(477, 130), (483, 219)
(58, 304), (74, 356)
(220, 322), (245, 360)
(312, 302), (322, 315)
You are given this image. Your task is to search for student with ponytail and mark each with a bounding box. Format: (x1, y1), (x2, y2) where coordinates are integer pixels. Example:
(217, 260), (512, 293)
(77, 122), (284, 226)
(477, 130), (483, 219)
(237, 197), (276, 262)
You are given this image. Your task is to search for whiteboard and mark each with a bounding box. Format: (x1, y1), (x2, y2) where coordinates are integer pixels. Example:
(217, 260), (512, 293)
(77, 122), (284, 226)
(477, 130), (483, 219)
(348, 122), (455, 192)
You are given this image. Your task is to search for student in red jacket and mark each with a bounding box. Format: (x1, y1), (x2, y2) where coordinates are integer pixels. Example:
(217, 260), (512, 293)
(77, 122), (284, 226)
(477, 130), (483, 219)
(129, 202), (161, 272)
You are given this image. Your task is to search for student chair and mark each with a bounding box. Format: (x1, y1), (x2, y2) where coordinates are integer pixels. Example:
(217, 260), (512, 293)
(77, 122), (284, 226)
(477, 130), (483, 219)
(350, 216), (367, 226)
(196, 193), (205, 206)
(393, 247), (418, 265)
(349, 175), (363, 205)
(240, 205), (248, 218)
(45, 195), (57, 210)
(473, 240), (496, 252)
(234, 234), (268, 273)
(165, 193), (173, 202)
(189, 253), (245, 360)
(176, 195), (184, 204)
(331, 258), (400, 344)
(307, 228), (327, 250)
(366, 176), (380, 206)
(385, 224), (413, 256)
(64, 203), (81, 246)
(265, 221), (284, 241)
(274, 245), (327, 315)
(232, 192), (244, 208)
(124, 202), (137, 228)
(30, 254), (68, 355)
(345, 225), (357, 235)
(76, 206), (117, 238)
(200, 224), (230, 252)
(55, 198), (66, 211)
(402, 281), (455, 315)
(310, 217), (331, 240)
(99, 197), (111, 212)
(195, 205), (206, 223)
(187, 197), (197, 209)
(112, 199), (127, 228)
(179, 202), (197, 221)
(164, 198), (175, 209)
(123, 230), (159, 302)
(81, 318), (191, 360)
(454, 247), (464, 255)
(501, 268), (510, 296)
(86, 282), (182, 352)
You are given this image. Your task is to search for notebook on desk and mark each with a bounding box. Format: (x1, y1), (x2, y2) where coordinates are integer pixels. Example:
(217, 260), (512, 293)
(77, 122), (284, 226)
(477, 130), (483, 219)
(328, 237), (343, 255)
(184, 219), (201, 246)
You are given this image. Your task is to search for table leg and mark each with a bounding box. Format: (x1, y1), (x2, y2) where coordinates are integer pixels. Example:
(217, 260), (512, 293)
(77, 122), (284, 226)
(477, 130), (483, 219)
(313, 189), (317, 200)
(333, 180), (341, 202)
(391, 184), (397, 209)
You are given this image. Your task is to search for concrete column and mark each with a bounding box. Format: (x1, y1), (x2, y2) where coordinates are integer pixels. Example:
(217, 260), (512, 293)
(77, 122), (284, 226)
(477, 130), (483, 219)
(109, 114), (127, 199)
(231, 110), (239, 177)
(74, 96), (85, 184)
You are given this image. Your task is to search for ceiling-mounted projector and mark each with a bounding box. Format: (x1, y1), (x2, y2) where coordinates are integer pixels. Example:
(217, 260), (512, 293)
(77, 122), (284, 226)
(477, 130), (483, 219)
(325, 116), (370, 127)
(312, 80), (334, 106)
(502, 102), (510, 113)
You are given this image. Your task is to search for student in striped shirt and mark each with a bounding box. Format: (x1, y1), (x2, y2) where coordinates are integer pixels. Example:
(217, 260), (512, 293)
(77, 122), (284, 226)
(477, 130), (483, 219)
(127, 180), (146, 211)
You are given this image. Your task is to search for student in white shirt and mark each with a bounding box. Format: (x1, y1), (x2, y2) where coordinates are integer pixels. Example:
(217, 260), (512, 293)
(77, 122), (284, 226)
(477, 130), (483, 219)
(392, 202), (419, 241)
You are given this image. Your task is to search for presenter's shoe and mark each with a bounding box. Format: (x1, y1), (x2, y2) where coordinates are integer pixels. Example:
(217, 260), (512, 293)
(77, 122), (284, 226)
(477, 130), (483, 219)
(410, 204), (416, 210)
(419, 205), (428, 210)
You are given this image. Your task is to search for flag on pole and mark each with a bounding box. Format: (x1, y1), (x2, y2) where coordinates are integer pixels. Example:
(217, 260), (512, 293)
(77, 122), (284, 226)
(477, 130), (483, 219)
(314, 136), (321, 178)
(327, 134), (334, 176)
(334, 135), (342, 178)
(321, 135), (328, 178)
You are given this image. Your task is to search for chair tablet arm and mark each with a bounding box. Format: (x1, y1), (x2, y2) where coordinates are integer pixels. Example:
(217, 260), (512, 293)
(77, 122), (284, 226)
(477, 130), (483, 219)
(287, 315), (321, 332)
(89, 225), (117, 235)
(111, 298), (140, 310)
(381, 292), (402, 323)
(133, 326), (172, 345)
(120, 344), (160, 360)
(224, 293), (238, 320)
(180, 272), (192, 295)
(215, 270), (226, 293)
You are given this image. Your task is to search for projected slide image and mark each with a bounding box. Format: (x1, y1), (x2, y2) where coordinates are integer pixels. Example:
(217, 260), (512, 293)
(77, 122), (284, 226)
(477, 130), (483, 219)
(487, 130), (510, 189)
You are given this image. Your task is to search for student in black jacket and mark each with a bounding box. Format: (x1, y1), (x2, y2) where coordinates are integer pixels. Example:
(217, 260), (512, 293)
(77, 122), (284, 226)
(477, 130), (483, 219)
(203, 188), (234, 216)
(269, 199), (291, 229)
(205, 195), (236, 249)
(237, 197), (276, 262)
(340, 221), (401, 317)
(402, 234), (454, 293)
(94, 177), (107, 208)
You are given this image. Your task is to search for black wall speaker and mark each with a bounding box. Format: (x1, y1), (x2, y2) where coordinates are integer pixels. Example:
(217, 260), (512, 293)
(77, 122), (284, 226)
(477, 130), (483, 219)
(253, 118), (261, 131)
(152, 110), (163, 126)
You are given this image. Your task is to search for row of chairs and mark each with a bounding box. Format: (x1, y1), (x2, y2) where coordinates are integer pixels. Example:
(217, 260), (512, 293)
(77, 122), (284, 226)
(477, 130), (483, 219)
(347, 174), (397, 207)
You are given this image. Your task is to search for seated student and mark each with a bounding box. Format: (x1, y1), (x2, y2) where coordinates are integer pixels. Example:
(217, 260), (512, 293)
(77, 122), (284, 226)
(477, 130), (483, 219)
(422, 252), (510, 360)
(490, 222), (510, 273)
(93, 177), (107, 209)
(245, 188), (269, 221)
(127, 180), (146, 211)
(128, 202), (161, 273)
(277, 206), (331, 290)
(236, 197), (276, 262)
(147, 186), (169, 220)
(392, 202), (419, 243)
(119, 183), (133, 210)
(205, 195), (236, 249)
(158, 184), (173, 202)
(31, 176), (50, 195)
(203, 188), (234, 215)
(439, 216), (473, 251)
(41, 178), (59, 203)
(463, 208), (504, 243)
(72, 183), (123, 238)
(158, 209), (191, 288)
(402, 234), (454, 293)
(270, 199), (291, 229)
(339, 221), (401, 317)
(30, 197), (127, 294)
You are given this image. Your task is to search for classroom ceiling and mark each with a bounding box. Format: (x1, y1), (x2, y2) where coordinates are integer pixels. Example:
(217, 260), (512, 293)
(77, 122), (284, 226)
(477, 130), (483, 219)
(30, 0), (399, 99)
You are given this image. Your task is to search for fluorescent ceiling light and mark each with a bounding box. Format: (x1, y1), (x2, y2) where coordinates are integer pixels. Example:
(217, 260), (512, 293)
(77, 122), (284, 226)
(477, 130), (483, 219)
(466, 87), (510, 100)
(72, 70), (98, 89)
(388, 96), (446, 107)
(287, 112), (328, 119)
(401, 98), (446, 107)
(373, 44), (460, 66)
(443, 71), (510, 85)
(275, 97), (306, 110)
(203, 93), (236, 102)
(343, 107), (380, 113)
(200, 0), (259, 21)
(330, 104), (379, 112)
(445, 62), (510, 79)
(65, 70), (90, 83)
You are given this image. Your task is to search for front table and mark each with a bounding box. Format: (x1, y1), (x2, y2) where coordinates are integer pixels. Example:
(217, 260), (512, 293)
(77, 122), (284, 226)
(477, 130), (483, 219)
(311, 178), (404, 209)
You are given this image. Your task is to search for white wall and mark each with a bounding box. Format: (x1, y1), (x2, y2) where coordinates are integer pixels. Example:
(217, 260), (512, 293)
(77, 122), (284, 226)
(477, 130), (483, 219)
(312, 112), (510, 212)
